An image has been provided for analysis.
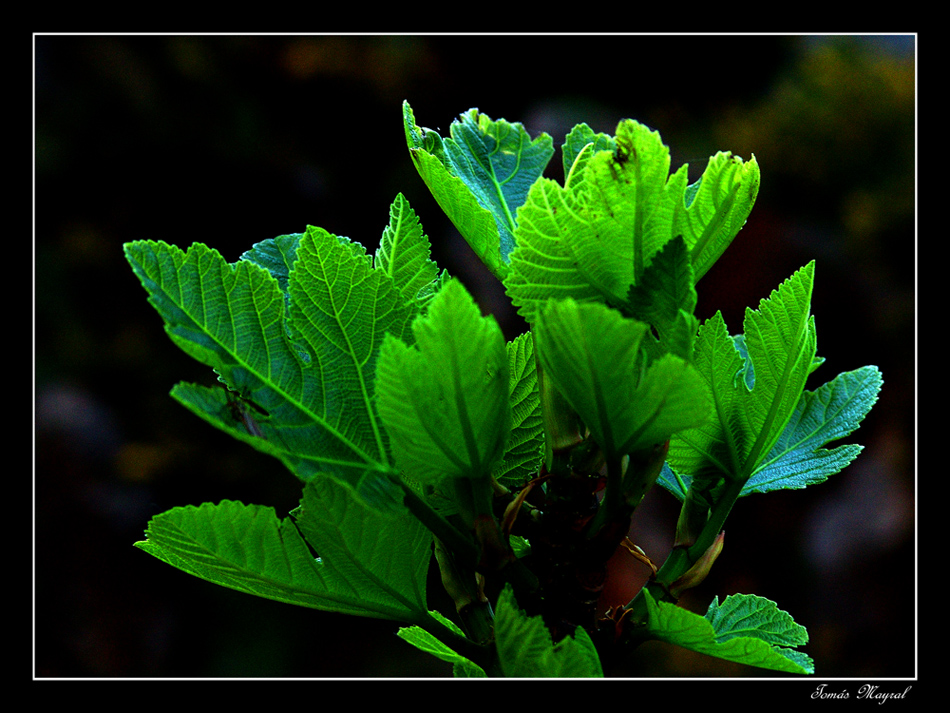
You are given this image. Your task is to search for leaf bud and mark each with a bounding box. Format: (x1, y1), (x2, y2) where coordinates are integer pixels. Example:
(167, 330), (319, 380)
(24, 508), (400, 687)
(669, 531), (725, 598)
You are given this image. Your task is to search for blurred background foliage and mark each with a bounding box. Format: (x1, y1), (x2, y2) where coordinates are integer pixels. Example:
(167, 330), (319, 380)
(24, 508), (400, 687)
(34, 34), (914, 678)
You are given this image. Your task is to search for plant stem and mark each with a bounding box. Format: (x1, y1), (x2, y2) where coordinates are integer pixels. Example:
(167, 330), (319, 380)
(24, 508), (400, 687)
(685, 477), (743, 562)
(398, 479), (479, 569)
(619, 476), (746, 645)
(584, 455), (624, 539)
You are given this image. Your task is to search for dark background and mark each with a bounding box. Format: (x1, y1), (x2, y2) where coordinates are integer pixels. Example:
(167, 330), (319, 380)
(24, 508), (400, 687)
(34, 34), (915, 679)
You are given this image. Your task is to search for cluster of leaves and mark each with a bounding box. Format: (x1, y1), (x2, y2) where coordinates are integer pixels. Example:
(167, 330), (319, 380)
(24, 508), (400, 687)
(124, 102), (881, 677)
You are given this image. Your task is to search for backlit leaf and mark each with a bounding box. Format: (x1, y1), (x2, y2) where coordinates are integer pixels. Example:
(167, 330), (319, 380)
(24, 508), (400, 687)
(124, 211), (420, 484)
(668, 263), (818, 487)
(134, 477), (432, 622)
(494, 585), (603, 677)
(534, 298), (710, 459)
(403, 101), (554, 279)
(642, 589), (813, 674)
(375, 279), (511, 484)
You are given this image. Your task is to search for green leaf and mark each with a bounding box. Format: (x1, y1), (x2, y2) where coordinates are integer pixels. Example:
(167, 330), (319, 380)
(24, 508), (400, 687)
(505, 176), (606, 323)
(403, 101), (554, 280)
(169, 382), (296, 469)
(134, 478), (432, 622)
(506, 118), (759, 325)
(561, 123), (615, 183)
(239, 234), (315, 363)
(656, 462), (689, 501)
(742, 262), (818, 458)
(443, 108), (554, 257)
(533, 299), (710, 460)
(492, 331), (544, 487)
(494, 585), (603, 677)
(374, 192), (445, 307)
(375, 278), (511, 484)
(404, 145), (505, 280)
(742, 365), (883, 494)
(563, 119), (678, 306)
(642, 589), (814, 674)
(705, 593), (809, 648)
(510, 122), (668, 317)
(293, 476), (432, 618)
(124, 240), (290, 378)
(125, 226), (418, 484)
(658, 365), (881, 500)
(240, 232), (301, 298)
(626, 234), (699, 361)
(397, 611), (488, 677)
(668, 263), (818, 487)
(674, 151), (761, 282)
